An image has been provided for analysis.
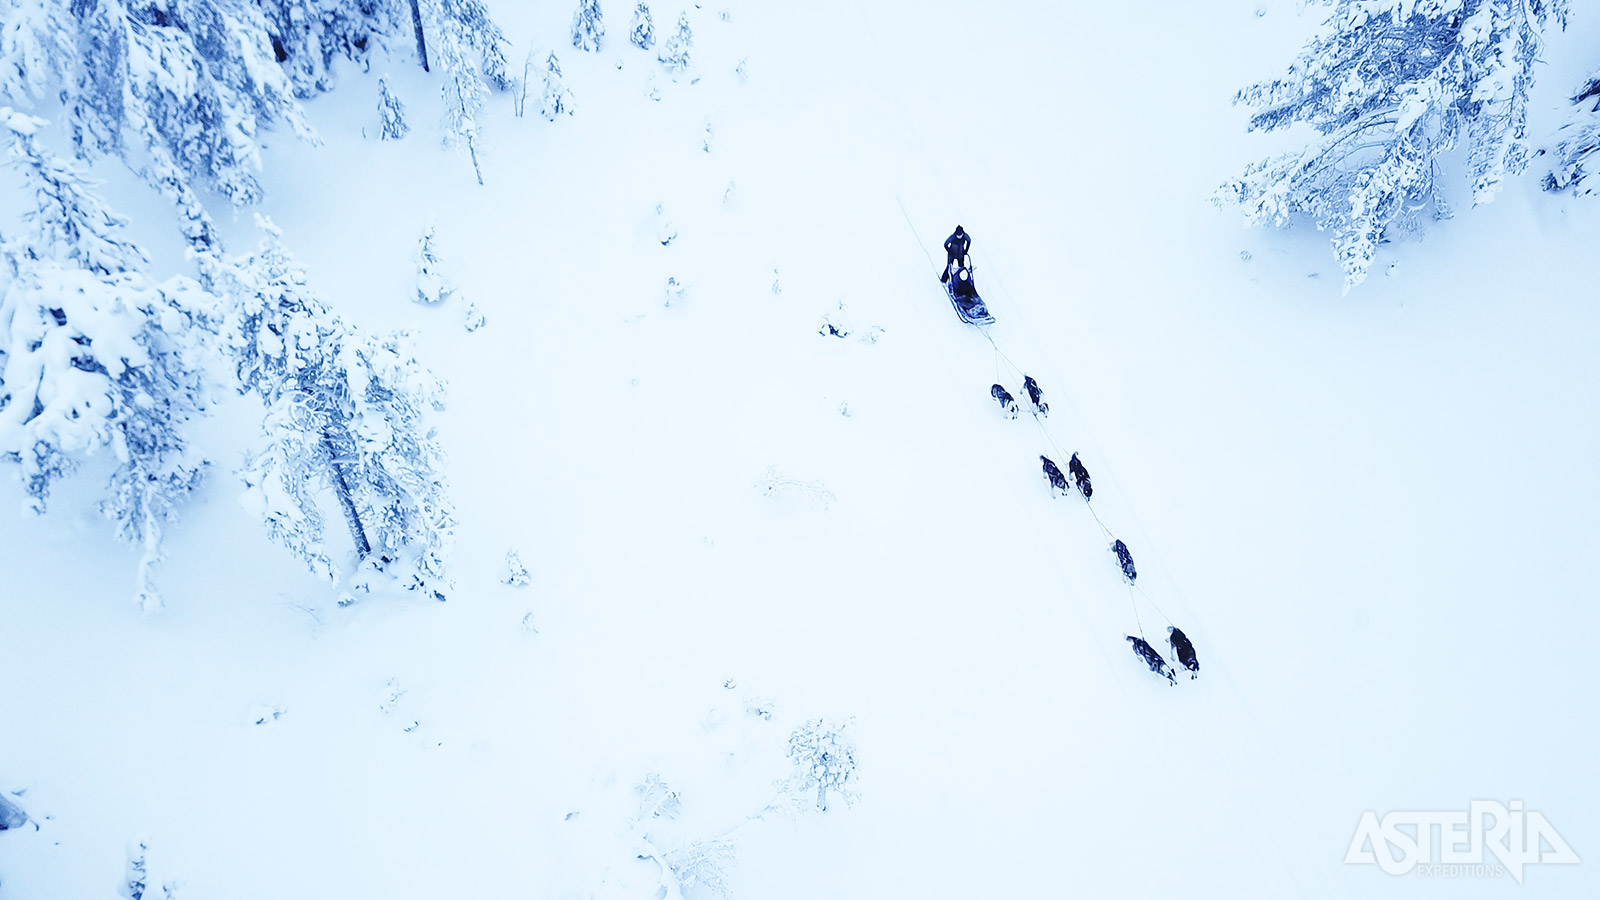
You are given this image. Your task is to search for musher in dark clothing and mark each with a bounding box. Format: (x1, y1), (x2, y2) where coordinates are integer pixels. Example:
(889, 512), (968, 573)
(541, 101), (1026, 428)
(940, 225), (970, 283)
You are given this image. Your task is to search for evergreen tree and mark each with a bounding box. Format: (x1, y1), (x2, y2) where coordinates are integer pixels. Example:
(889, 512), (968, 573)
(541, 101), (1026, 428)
(0, 109), (218, 611)
(205, 220), (454, 600)
(69, 0), (315, 232)
(414, 226), (454, 304)
(629, 2), (655, 50)
(657, 12), (692, 74)
(432, 13), (489, 184)
(430, 0), (511, 90)
(1218, 0), (1567, 290)
(378, 76), (411, 140)
(572, 0), (605, 53)
(1543, 67), (1600, 194)
(541, 52), (576, 121)
(0, 1), (508, 249)
(255, 0), (408, 97)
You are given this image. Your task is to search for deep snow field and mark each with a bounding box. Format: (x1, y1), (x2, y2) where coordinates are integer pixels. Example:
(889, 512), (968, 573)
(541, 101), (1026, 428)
(3, 1), (1599, 898)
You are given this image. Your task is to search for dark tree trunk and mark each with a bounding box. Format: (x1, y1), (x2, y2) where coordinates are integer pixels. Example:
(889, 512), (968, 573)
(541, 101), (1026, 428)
(323, 433), (371, 559)
(409, 0), (430, 72)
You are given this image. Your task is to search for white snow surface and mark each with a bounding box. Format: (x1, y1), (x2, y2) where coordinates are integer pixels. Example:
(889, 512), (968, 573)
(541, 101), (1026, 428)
(2, 1), (1599, 898)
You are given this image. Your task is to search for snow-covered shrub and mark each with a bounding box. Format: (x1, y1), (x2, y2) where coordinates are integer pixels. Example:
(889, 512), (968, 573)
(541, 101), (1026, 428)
(462, 301), (486, 332)
(1544, 67), (1600, 194)
(121, 838), (150, 900)
(0, 109), (218, 612)
(629, 2), (656, 49)
(664, 276), (686, 307)
(666, 838), (736, 899)
(818, 302), (849, 338)
(572, 0), (605, 52)
(414, 226), (455, 305)
(541, 53), (576, 121)
(781, 717), (858, 812)
(205, 221), (454, 599)
(636, 773), (682, 820)
(378, 76), (410, 140)
(1219, 0), (1568, 290)
(757, 467), (834, 509)
(658, 13), (692, 74)
(655, 202), (678, 245)
(503, 550), (531, 586)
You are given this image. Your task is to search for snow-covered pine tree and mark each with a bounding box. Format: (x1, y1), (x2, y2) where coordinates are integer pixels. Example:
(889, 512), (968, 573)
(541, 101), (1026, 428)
(572, 0), (605, 52)
(1544, 67), (1600, 194)
(204, 220), (453, 600)
(0, 109), (219, 612)
(431, 12), (489, 184)
(378, 76), (411, 140)
(414, 226), (454, 304)
(1219, 0), (1567, 290)
(541, 53), (576, 121)
(255, 0), (407, 97)
(658, 13), (692, 74)
(0, 0), (73, 104)
(629, 2), (655, 49)
(69, 0), (318, 243)
(429, 0), (512, 90)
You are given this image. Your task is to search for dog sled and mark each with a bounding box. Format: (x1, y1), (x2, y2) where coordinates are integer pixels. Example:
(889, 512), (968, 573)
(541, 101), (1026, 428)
(944, 263), (994, 326)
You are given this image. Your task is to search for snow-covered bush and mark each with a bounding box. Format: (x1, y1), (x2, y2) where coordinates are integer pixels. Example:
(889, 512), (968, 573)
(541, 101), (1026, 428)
(205, 221), (454, 599)
(1544, 67), (1600, 194)
(655, 202), (677, 245)
(572, 0), (605, 52)
(757, 467), (834, 509)
(503, 550), (531, 586)
(378, 76), (411, 140)
(1219, 0), (1568, 290)
(0, 109), (218, 612)
(629, 2), (656, 49)
(666, 838), (736, 899)
(636, 773), (682, 820)
(781, 717), (858, 812)
(658, 13), (692, 74)
(541, 53), (576, 121)
(414, 226), (455, 305)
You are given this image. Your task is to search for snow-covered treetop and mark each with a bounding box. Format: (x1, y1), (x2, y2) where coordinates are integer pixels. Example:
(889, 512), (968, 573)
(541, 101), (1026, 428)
(572, 0), (605, 53)
(1544, 67), (1600, 194)
(1221, 0), (1567, 289)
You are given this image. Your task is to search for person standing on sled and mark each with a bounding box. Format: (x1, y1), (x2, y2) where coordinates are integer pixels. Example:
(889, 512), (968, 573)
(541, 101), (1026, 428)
(941, 225), (971, 283)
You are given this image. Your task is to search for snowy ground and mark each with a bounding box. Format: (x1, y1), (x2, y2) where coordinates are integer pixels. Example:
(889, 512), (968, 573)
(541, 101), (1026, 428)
(3, 1), (1599, 898)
